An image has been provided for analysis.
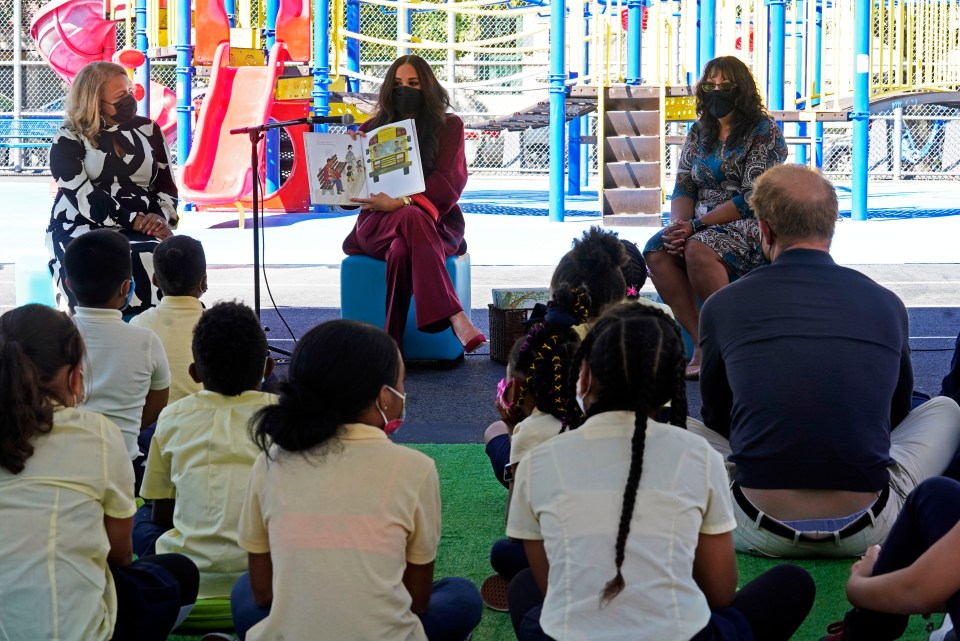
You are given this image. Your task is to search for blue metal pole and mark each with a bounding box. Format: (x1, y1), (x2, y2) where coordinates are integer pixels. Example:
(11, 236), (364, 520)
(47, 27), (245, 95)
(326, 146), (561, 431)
(581, 5), (590, 188)
(794, 0), (807, 164)
(265, 0), (278, 47)
(851, 0), (870, 221)
(135, 0), (150, 117)
(225, 0), (237, 27)
(313, 0), (331, 124)
(264, 0), (280, 194)
(814, 0), (823, 167)
(698, 0), (715, 75)
(626, 0), (641, 85)
(346, 0), (360, 92)
(175, 0), (192, 167)
(568, 117), (581, 195)
(548, 0), (566, 222)
(767, 0), (785, 113)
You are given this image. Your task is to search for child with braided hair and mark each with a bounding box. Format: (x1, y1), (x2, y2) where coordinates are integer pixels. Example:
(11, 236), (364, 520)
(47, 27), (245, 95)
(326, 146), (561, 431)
(505, 302), (816, 641)
(480, 286), (588, 610)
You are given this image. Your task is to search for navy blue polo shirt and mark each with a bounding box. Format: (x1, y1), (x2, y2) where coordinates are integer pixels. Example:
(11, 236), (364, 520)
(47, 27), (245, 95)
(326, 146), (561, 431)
(699, 248), (913, 492)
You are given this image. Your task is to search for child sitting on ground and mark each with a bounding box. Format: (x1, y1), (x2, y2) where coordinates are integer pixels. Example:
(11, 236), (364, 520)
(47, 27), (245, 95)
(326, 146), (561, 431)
(231, 319), (482, 641)
(481, 285), (588, 610)
(506, 302), (816, 641)
(64, 229), (171, 481)
(131, 235), (208, 405)
(550, 227), (628, 333)
(134, 301), (276, 601)
(0, 304), (198, 641)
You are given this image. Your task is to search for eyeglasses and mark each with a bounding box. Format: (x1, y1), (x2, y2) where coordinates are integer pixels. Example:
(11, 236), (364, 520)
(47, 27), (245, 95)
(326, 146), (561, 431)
(701, 82), (737, 93)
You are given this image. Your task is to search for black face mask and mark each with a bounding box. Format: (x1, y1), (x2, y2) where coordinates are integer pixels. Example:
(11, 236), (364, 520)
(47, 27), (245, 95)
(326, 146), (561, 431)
(392, 86), (423, 116)
(107, 93), (138, 124)
(703, 91), (737, 119)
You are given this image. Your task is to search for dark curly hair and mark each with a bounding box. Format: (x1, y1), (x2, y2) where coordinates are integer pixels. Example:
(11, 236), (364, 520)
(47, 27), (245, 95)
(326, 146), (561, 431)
(192, 301), (267, 396)
(252, 320), (400, 457)
(509, 285), (590, 431)
(365, 55), (450, 176)
(551, 227), (628, 318)
(695, 56), (768, 148)
(575, 302), (688, 605)
(153, 235), (206, 296)
(0, 304), (85, 474)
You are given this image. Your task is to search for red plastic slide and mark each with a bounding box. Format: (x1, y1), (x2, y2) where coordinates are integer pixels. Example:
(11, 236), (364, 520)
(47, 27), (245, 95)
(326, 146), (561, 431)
(30, 0), (177, 144)
(177, 41), (291, 205)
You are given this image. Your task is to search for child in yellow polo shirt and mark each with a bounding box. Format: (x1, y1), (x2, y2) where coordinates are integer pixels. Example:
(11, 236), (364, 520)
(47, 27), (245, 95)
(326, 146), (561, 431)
(131, 235), (208, 405)
(135, 301), (276, 599)
(231, 319), (482, 641)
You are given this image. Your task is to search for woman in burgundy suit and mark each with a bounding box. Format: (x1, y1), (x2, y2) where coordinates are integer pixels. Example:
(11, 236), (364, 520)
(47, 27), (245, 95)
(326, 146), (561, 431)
(343, 55), (486, 353)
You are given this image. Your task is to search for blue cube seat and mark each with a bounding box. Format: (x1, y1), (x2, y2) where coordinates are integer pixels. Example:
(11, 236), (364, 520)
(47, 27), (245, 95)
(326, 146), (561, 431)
(340, 254), (471, 361)
(15, 253), (57, 308)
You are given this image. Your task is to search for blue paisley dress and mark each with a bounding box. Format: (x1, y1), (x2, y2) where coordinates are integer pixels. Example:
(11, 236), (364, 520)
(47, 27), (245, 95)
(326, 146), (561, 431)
(46, 116), (178, 315)
(644, 116), (787, 277)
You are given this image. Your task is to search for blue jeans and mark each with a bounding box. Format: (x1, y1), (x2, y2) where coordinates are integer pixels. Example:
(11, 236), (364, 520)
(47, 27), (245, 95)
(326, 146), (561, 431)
(231, 573), (482, 641)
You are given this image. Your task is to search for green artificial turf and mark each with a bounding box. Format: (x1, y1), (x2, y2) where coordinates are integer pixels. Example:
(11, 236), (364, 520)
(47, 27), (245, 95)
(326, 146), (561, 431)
(169, 444), (943, 641)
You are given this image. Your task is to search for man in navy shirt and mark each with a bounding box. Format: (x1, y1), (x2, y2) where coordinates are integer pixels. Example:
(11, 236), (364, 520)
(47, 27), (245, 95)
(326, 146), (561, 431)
(692, 164), (960, 558)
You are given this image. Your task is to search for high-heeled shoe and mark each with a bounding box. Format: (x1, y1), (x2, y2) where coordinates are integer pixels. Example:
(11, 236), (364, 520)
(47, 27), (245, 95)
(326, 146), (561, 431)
(463, 333), (487, 354)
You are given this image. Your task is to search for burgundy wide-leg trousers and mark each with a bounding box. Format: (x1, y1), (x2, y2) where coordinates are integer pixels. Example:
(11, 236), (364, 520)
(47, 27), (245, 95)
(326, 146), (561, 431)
(343, 206), (463, 346)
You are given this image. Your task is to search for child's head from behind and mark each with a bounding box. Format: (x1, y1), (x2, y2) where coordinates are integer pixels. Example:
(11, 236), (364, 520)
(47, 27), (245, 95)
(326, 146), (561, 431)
(619, 239), (648, 299)
(153, 235), (207, 297)
(63, 229), (131, 308)
(551, 227), (627, 317)
(0, 304), (85, 474)
(191, 301), (268, 396)
(252, 320), (402, 456)
(505, 285), (590, 430)
(575, 302), (688, 605)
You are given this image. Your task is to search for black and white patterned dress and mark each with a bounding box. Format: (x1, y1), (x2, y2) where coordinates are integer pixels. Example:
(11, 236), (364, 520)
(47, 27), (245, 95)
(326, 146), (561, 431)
(46, 116), (178, 315)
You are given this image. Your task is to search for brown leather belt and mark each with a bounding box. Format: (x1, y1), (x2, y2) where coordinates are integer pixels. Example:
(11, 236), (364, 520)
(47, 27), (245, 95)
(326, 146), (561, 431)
(731, 482), (890, 543)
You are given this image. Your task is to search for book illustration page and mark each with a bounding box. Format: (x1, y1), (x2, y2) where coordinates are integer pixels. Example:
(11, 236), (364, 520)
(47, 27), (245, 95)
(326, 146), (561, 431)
(363, 121), (426, 198)
(304, 134), (368, 206)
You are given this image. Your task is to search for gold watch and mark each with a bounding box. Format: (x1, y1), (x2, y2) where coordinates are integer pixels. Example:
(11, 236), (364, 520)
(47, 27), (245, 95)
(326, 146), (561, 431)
(401, 195), (413, 206)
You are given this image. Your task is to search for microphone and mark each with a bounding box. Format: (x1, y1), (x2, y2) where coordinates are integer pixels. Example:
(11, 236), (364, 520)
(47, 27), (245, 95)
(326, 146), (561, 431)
(273, 113), (356, 127)
(229, 113), (356, 135)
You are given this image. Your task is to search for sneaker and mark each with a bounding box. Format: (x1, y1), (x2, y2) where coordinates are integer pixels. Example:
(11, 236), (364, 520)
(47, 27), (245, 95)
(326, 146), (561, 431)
(820, 621), (847, 641)
(931, 615), (955, 641)
(480, 574), (510, 612)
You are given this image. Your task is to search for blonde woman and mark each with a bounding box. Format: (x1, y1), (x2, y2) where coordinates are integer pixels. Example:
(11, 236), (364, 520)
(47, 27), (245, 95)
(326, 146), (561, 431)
(47, 61), (177, 315)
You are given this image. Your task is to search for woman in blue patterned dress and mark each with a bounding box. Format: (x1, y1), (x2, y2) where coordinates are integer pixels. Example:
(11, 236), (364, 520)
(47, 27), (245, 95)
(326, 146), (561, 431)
(643, 56), (786, 380)
(47, 61), (177, 315)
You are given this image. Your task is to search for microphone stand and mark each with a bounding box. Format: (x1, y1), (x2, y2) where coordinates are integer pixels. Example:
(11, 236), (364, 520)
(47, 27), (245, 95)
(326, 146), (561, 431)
(229, 119), (299, 357)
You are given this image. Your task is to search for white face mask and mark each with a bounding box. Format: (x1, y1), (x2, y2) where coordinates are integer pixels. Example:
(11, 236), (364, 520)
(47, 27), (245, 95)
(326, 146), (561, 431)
(575, 370), (591, 415)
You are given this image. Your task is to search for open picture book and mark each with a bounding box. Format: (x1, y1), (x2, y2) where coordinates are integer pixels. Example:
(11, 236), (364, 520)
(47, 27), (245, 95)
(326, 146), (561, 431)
(303, 118), (426, 206)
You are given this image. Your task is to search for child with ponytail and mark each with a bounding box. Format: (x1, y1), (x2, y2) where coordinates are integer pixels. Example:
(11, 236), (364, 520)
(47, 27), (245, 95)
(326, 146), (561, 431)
(0, 304), (198, 641)
(481, 286), (588, 609)
(231, 319), (482, 641)
(505, 302), (815, 641)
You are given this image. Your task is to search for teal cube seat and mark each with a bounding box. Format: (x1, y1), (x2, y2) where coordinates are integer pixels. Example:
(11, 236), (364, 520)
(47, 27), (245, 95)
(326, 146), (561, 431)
(340, 254), (471, 361)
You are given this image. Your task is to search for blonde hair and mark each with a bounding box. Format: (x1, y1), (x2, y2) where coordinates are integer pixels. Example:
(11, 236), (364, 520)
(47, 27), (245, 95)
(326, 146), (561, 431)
(63, 62), (129, 148)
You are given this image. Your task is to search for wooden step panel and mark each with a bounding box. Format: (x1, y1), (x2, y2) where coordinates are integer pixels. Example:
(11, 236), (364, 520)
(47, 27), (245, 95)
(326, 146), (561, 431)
(603, 110), (659, 137)
(604, 136), (660, 162)
(604, 85), (660, 111)
(603, 161), (660, 189)
(602, 188), (663, 223)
